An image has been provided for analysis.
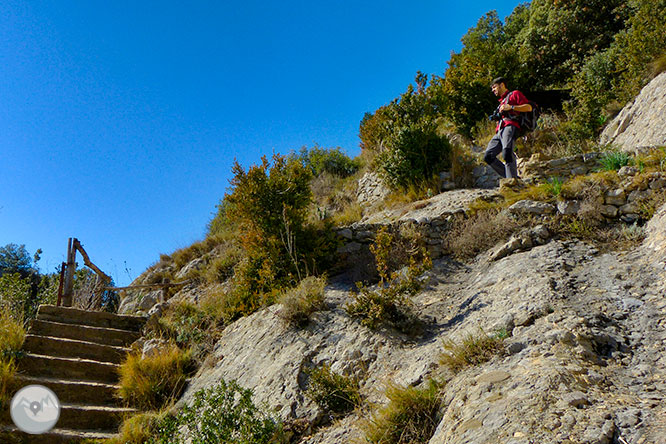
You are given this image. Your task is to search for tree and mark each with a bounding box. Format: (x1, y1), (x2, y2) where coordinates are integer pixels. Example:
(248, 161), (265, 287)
(0, 244), (35, 277)
(360, 74), (451, 188)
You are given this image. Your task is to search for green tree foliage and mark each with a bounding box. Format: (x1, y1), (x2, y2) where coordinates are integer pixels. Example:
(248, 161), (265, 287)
(363, 0), (663, 144)
(567, 0), (666, 137)
(0, 244), (35, 277)
(431, 9), (529, 137)
(517, 0), (628, 87)
(359, 74), (452, 189)
(224, 154), (337, 298)
(291, 145), (360, 178)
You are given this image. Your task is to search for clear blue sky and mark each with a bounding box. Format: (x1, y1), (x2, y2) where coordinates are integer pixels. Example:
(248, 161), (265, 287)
(1, 0), (523, 286)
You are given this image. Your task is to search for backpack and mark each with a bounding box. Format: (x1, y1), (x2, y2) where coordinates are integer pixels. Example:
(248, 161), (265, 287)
(517, 100), (540, 137)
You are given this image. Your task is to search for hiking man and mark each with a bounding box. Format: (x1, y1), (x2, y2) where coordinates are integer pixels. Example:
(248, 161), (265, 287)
(484, 77), (532, 179)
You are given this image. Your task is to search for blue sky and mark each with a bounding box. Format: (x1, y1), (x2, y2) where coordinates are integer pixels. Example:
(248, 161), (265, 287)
(1, 0), (523, 286)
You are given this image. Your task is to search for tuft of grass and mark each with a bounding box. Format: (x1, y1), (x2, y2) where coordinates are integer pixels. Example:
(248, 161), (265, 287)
(331, 202), (363, 226)
(278, 276), (327, 327)
(440, 329), (507, 374)
(599, 150), (632, 171)
(117, 344), (195, 411)
(0, 308), (25, 360)
(544, 177), (563, 197)
(442, 210), (522, 260)
(383, 175), (442, 208)
(0, 308), (25, 410)
(0, 359), (17, 410)
(362, 380), (441, 444)
(304, 362), (363, 416)
(561, 170), (620, 200)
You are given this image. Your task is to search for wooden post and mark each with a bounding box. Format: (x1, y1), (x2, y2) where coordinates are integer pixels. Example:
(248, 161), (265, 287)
(61, 238), (77, 307)
(56, 262), (66, 306)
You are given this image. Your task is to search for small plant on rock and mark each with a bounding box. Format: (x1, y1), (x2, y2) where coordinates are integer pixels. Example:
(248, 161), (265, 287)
(362, 380), (441, 444)
(278, 276), (327, 327)
(440, 329), (507, 374)
(346, 227), (431, 333)
(599, 150), (632, 171)
(304, 362), (363, 417)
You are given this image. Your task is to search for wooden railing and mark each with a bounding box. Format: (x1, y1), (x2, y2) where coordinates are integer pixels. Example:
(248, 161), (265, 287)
(57, 238), (189, 307)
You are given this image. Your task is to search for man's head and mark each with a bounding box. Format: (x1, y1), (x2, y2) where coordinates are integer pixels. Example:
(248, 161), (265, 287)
(491, 77), (508, 97)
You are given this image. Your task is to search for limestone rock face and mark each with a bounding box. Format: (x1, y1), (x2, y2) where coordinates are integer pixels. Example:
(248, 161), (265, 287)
(177, 221), (666, 443)
(600, 72), (666, 151)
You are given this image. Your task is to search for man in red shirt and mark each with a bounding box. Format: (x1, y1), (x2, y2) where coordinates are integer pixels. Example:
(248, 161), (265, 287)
(484, 77), (532, 179)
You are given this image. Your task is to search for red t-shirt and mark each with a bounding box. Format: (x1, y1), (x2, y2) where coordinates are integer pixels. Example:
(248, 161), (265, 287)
(497, 90), (529, 132)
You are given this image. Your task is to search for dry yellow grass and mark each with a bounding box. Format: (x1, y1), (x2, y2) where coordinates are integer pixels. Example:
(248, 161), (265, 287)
(117, 344), (194, 411)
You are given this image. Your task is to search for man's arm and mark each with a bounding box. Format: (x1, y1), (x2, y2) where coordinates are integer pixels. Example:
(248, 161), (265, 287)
(499, 102), (532, 113)
(500, 90), (532, 113)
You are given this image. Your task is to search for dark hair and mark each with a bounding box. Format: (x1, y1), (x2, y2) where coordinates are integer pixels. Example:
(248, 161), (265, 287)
(491, 77), (507, 87)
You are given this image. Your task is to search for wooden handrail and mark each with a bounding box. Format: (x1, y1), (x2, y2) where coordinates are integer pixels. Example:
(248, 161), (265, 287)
(105, 280), (191, 291)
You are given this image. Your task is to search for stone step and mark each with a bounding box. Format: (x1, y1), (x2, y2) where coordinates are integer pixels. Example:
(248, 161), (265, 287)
(29, 319), (140, 348)
(0, 425), (117, 444)
(13, 375), (120, 407)
(36, 304), (146, 332)
(0, 403), (132, 432)
(23, 334), (129, 364)
(18, 353), (120, 385)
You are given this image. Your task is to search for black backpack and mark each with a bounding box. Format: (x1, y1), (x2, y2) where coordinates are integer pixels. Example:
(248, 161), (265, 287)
(518, 100), (540, 136)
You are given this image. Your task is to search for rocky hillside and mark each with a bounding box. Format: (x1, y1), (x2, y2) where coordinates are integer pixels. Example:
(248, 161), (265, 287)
(116, 76), (666, 444)
(600, 71), (666, 152)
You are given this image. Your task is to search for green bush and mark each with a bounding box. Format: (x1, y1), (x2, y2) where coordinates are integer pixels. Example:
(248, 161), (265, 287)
(304, 362), (362, 416)
(292, 145), (360, 178)
(169, 379), (283, 444)
(360, 75), (452, 189)
(362, 381), (441, 444)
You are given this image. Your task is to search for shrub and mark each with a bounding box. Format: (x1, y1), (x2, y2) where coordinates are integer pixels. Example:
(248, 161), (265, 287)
(362, 381), (441, 444)
(224, 153), (338, 297)
(152, 301), (218, 360)
(117, 344), (195, 411)
(278, 276), (326, 327)
(173, 379), (283, 444)
(360, 75), (452, 189)
(440, 329), (507, 374)
(292, 145), (360, 178)
(346, 227), (431, 333)
(304, 362), (362, 416)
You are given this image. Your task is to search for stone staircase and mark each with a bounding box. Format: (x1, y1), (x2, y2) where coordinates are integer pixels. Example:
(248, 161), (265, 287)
(1, 305), (146, 443)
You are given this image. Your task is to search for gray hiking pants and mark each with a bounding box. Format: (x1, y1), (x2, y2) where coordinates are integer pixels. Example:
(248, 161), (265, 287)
(484, 125), (519, 179)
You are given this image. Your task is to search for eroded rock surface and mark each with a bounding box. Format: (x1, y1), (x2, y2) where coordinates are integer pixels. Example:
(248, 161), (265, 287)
(600, 71), (666, 151)
(176, 204), (666, 443)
